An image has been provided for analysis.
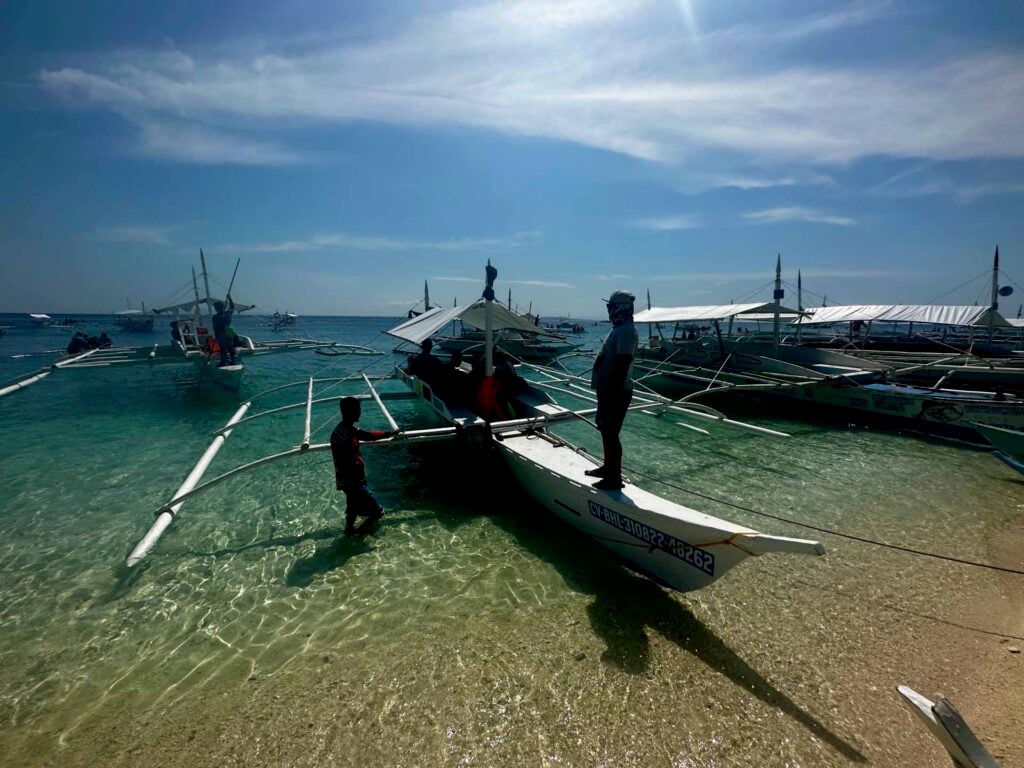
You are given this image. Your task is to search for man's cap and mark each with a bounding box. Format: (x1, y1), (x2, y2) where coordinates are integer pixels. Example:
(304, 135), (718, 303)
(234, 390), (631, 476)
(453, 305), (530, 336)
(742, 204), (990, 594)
(603, 290), (636, 305)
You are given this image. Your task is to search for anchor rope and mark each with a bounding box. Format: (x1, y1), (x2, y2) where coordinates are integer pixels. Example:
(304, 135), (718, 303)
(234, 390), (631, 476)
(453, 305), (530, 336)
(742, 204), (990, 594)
(615, 461), (1024, 576)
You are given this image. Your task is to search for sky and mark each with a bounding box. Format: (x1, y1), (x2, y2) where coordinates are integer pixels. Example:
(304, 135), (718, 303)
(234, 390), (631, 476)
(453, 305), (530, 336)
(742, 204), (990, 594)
(1, 0), (1023, 317)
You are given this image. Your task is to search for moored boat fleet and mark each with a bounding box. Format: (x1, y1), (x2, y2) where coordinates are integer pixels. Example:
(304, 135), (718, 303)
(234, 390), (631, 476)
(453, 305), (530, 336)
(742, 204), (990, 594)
(6, 253), (1017, 766)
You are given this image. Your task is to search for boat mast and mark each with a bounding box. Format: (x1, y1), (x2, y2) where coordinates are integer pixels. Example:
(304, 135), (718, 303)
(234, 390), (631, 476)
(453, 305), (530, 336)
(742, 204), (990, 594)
(191, 266), (202, 327)
(990, 244), (1000, 341)
(484, 261), (495, 376)
(773, 254), (783, 353)
(796, 270), (803, 343)
(424, 280), (430, 312)
(200, 249), (214, 328)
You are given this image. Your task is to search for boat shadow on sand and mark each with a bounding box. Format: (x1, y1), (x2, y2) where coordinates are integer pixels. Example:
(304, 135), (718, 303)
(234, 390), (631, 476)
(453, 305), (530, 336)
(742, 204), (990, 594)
(483, 482), (867, 764)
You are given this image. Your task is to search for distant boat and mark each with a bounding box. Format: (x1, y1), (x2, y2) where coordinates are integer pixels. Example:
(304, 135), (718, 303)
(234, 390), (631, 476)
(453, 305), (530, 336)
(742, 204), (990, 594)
(29, 313), (52, 326)
(271, 311), (298, 331)
(113, 302), (155, 333)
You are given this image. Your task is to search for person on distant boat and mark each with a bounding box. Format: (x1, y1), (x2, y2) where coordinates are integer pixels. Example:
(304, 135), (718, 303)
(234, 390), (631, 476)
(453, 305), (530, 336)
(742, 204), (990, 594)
(407, 338), (444, 384)
(97, 332), (112, 349)
(212, 296), (236, 367)
(66, 332), (87, 355)
(170, 320), (182, 343)
(330, 396), (399, 535)
(587, 290), (638, 490)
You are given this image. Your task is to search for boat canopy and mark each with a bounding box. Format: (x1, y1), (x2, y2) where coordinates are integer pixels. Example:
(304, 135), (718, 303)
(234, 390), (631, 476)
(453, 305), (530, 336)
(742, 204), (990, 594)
(386, 301), (542, 345)
(633, 302), (804, 324)
(29, 313), (52, 320)
(795, 304), (1012, 327)
(1007, 318), (1024, 328)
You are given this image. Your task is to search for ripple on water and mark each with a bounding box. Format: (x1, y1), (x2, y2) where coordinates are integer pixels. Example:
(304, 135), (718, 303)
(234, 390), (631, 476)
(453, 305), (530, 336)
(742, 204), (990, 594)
(1, 319), (1022, 766)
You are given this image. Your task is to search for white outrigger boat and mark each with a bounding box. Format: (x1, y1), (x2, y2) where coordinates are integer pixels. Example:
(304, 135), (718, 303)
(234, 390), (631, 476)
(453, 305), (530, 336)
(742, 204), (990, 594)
(125, 263), (825, 595)
(631, 259), (1024, 445)
(0, 251), (380, 398)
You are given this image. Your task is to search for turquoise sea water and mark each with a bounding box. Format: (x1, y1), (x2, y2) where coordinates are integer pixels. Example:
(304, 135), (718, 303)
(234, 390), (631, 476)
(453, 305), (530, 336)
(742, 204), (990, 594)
(1, 315), (1022, 767)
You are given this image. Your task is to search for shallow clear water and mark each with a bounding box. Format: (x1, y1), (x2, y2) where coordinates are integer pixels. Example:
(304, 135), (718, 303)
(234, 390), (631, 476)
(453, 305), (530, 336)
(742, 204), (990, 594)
(1, 316), (1022, 767)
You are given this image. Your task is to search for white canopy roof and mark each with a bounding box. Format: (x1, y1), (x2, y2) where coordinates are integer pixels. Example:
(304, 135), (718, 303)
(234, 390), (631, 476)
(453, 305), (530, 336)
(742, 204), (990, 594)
(1006, 318), (1024, 328)
(796, 304), (1012, 328)
(633, 302), (804, 324)
(386, 300), (544, 345)
(29, 313), (52, 320)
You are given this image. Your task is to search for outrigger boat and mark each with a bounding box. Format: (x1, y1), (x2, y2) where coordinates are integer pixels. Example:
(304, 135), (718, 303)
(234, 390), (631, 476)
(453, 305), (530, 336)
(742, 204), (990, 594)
(973, 422), (1024, 475)
(631, 259), (1024, 445)
(124, 263), (825, 595)
(0, 251), (380, 398)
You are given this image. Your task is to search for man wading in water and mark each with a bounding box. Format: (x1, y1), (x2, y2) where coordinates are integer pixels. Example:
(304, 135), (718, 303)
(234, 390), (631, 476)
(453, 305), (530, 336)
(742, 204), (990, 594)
(586, 290), (638, 490)
(331, 396), (399, 534)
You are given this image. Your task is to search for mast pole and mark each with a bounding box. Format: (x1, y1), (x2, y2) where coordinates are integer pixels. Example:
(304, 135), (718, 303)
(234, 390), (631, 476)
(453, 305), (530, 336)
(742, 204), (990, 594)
(990, 244), (1000, 342)
(796, 270), (803, 343)
(191, 266), (202, 330)
(485, 261), (495, 376)
(773, 254), (783, 353)
(227, 257), (241, 297)
(424, 280), (430, 312)
(200, 249), (214, 328)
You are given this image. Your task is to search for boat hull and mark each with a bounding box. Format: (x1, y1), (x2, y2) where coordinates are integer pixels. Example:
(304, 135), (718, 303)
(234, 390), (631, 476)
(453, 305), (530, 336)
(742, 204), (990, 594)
(496, 431), (823, 592)
(396, 366), (825, 592)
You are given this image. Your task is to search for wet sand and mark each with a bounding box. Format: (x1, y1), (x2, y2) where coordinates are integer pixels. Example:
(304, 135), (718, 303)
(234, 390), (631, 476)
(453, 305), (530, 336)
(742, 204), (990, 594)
(6, 492), (1021, 768)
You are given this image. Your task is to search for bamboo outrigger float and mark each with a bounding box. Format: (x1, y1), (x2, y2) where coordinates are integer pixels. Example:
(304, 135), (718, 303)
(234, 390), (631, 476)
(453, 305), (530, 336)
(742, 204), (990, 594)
(124, 262), (825, 593)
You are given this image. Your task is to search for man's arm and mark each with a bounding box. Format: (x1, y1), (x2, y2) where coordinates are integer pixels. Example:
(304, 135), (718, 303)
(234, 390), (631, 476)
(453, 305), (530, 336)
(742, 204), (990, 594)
(355, 428), (401, 442)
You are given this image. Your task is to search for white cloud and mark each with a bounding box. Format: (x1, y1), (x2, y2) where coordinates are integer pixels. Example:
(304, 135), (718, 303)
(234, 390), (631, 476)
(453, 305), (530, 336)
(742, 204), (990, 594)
(710, 173), (834, 190)
(92, 226), (173, 245)
(743, 207), (857, 226)
(595, 273), (631, 280)
(218, 230), (540, 253)
(36, 1), (1024, 166)
(630, 214), (702, 230)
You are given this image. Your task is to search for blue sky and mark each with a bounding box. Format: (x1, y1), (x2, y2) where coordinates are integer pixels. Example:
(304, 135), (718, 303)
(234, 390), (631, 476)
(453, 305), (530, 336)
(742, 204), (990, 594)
(2, 0), (1023, 317)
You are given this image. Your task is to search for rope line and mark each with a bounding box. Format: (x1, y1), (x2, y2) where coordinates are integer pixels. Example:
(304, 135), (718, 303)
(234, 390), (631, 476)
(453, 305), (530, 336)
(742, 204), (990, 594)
(617, 463), (1024, 576)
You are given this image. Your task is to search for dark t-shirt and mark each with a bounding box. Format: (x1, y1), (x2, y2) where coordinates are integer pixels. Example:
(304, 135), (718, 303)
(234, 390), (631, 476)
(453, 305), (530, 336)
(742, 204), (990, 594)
(330, 422), (387, 489)
(212, 309), (232, 338)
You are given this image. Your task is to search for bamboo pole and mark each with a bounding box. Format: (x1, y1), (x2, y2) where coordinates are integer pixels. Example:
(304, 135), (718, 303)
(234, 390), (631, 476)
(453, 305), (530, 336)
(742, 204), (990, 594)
(143, 426), (458, 520)
(126, 402), (251, 567)
(363, 373), (400, 432)
(302, 377), (313, 450)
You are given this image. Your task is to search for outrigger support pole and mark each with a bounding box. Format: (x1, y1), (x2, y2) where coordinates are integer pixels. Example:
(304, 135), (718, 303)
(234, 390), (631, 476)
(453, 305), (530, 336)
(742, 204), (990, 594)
(126, 401), (251, 567)
(301, 378), (313, 450)
(363, 373), (400, 432)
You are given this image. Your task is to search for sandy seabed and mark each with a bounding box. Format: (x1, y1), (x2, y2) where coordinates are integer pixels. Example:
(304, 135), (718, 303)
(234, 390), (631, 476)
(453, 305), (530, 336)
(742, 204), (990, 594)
(5, 507), (1022, 768)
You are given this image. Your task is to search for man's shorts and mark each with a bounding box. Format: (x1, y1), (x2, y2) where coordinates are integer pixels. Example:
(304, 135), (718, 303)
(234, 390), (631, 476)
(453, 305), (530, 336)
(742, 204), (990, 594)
(342, 483), (384, 518)
(595, 389), (633, 435)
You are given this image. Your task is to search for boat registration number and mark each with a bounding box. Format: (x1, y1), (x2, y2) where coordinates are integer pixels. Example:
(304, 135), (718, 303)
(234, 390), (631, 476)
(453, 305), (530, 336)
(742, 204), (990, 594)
(588, 501), (715, 576)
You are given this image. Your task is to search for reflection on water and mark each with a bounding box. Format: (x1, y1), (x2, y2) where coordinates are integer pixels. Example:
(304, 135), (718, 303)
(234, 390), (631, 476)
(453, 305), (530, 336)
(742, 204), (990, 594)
(0, 317), (1021, 766)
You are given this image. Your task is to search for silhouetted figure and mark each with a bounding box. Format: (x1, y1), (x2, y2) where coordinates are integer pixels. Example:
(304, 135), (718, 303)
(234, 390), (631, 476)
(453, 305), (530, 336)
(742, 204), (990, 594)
(330, 397), (399, 535)
(212, 296), (236, 366)
(408, 338), (445, 384)
(587, 290), (638, 490)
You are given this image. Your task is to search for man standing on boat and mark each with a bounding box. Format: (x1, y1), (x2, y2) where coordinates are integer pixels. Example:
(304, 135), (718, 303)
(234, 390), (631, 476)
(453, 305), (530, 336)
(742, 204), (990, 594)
(331, 396), (399, 535)
(212, 296), (235, 367)
(587, 290), (638, 490)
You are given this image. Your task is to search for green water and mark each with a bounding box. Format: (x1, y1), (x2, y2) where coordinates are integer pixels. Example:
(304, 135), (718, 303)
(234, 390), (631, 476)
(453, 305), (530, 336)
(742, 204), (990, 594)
(1, 317), (1022, 767)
